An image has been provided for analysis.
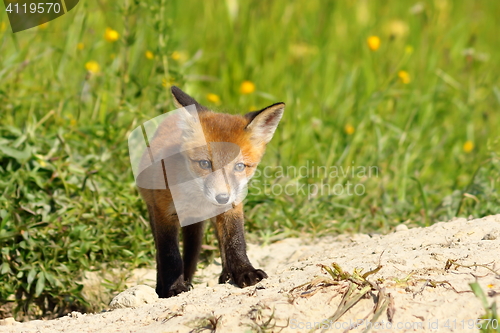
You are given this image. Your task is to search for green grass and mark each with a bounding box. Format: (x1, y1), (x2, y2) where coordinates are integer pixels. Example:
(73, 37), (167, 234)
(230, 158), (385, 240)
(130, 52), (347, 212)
(0, 0), (499, 320)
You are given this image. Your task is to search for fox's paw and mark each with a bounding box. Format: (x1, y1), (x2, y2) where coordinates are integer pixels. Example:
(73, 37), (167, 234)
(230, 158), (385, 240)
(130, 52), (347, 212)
(167, 280), (190, 297)
(233, 268), (268, 288)
(218, 269), (232, 284)
(157, 278), (190, 298)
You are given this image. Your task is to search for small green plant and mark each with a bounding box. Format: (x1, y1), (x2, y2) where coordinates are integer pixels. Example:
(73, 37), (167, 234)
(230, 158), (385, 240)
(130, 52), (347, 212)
(289, 262), (390, 333)
(188, 312), (221, 333)
(245, 304), (287, 333)
(470, 282), (500, 333)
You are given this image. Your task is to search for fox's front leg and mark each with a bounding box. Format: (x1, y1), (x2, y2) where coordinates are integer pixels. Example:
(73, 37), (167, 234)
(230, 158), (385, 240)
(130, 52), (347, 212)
(212, 203), (267, 287)
(147, 202), (189, 298)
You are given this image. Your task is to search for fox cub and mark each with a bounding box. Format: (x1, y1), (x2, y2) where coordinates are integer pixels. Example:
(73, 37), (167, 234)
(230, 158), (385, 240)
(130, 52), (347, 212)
(138, 86), (285, 297)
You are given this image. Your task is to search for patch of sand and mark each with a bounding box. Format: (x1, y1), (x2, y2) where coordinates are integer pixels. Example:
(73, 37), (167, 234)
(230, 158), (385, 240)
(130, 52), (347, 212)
(3, 215), (500, 332)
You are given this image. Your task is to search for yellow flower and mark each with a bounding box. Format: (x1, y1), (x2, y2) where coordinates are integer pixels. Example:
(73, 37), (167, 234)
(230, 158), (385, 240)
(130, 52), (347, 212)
(487, 284), (495, 289)
(405, 45), (414, 54)
(0, 22), (6, 33)
(38, 22), (49, 30)
(367, 36), (381, 51)
(240, 80), (256, 94)
(206, 93), (221, 105)
(171, 51), (181, 61)
(463, 141), (474, 153)
(162, 77), (176, 87)
(70, 119), (77, 127)
(85, 61), (100, 74)
(104, 28), (120, 42)
(344, 124), (355, 135)
(170, 51), (188, 63)
(34, 154), (47, 167)
(145, 51), (154, 60)
(77, 42), (84, 50)
(398, 70), (411, 84)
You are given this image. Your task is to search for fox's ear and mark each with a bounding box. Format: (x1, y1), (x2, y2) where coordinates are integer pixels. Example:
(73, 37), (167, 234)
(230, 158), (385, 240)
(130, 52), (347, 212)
(245, 102), (285, 145)
(177, 107), (203, 141)
(171, 86), (207, 111)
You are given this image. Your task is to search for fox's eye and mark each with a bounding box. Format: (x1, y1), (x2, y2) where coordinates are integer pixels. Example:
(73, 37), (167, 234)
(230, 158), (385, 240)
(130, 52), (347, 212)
(234, 163), (245, 172)
(199, 160), (212, 170)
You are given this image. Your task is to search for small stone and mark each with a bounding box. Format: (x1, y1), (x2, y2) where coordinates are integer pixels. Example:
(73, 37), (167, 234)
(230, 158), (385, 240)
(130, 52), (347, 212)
(395, 224), (409, 232)
(482, 229), (500, 241)
(170, 304), (181, 312)
(468, 215), (474, 221)
(109, 285), (159, 309)
(68, 311), (83, 318)
(0, 317), (17, 326)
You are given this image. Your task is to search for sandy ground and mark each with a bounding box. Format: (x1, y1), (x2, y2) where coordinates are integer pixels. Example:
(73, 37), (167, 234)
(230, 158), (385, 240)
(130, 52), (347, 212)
(2, 215), (500, 333)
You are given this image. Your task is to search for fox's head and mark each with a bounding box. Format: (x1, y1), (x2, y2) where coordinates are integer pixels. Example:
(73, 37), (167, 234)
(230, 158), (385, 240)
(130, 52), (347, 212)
(171, 86), (284, 207)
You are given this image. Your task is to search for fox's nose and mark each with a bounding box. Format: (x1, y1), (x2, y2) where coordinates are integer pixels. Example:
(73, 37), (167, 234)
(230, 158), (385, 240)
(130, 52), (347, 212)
(215, 193), (230, 204)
